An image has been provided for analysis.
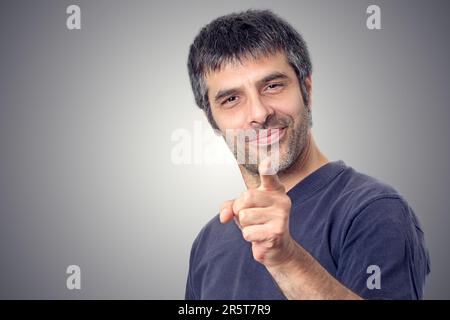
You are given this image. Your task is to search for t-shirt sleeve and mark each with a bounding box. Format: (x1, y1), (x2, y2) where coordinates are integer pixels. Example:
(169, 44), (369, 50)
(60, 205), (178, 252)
(185, 268), (196, 300)
(336, 196), (430, 300)
(185, 234), (200, 300)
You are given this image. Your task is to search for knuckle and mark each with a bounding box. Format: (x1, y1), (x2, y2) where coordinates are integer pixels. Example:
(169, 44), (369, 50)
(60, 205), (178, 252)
(253, 251), (264, 262)
(280, 195), (291, 209)
(232, 199), (241, 213)
(233, 217), (243, 229)
(280, 213), (289, 224)
(243, 190), (254, 204)
(265, 241), (276, 249)
(242, 229), (251, 241)
(273, 225), (284, 237)
(239, 210), (247, 224)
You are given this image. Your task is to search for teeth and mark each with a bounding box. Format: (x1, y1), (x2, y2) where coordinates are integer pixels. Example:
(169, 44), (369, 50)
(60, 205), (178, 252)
(261, 128), (278, 137)
(252, 128), (284, 145)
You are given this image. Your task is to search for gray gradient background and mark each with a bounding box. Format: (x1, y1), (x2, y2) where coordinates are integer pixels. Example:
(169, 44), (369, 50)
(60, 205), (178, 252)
(0, 0), (449, 299)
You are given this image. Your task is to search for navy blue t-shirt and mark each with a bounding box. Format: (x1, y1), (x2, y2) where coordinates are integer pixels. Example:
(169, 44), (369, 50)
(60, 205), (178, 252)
(185, 160), (430, 299)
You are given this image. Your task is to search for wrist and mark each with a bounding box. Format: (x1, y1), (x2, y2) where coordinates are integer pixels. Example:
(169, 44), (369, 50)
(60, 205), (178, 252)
(267, 238), (310, 274)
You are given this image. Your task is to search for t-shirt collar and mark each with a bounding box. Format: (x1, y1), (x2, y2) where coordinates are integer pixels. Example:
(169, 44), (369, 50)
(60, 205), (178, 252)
(287, 160), (347, 205)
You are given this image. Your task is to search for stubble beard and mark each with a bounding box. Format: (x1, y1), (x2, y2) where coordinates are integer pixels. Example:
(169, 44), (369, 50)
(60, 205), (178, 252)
(226, 106), (312, 175)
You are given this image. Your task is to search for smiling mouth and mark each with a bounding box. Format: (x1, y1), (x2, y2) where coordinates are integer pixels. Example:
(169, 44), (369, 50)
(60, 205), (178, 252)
(248, 127), (287, 146)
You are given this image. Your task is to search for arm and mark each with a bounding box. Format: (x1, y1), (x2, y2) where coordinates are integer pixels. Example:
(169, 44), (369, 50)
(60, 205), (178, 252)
(266, 239), (361, 300)
(221, 167), (429, 299)
(220, 161), (362, 300)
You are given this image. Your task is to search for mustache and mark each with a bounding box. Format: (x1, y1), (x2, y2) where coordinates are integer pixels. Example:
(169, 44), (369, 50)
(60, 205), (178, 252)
(225, 116), (290, 139)
(264, 114), (290, 128)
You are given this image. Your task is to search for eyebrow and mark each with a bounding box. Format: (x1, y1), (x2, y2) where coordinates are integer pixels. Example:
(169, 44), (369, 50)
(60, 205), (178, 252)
(213, 71), (290, 103)
(257, 72), (290, 87)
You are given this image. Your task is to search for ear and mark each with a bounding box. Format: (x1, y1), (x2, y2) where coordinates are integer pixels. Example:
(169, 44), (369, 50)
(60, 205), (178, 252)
(304, 75), (313, 109)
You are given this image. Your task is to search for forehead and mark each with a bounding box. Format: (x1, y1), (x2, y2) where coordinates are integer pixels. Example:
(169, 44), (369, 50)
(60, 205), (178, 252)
(205, 51), (296, 90)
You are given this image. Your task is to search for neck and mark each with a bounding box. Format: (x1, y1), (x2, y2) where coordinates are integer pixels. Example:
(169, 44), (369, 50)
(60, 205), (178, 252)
(238, 131), (329, 191)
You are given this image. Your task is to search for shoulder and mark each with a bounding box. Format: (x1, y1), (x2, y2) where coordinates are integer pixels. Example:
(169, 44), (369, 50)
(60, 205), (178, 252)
(337, 165), (401, 206)
(189, 213), (240, 261)
(327, 163), (427, 247)
(331, 164), (411, 222)
(330, 165), (430, 298)
(190, 214), (220, 253)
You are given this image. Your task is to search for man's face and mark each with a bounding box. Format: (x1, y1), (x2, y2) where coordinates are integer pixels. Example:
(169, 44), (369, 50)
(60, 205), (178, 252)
(205, 51), (312, 174)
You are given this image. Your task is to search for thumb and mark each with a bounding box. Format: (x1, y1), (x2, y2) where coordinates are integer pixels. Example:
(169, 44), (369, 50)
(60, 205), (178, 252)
(258, 158), (284, 191)
(219, 199), (235, 224)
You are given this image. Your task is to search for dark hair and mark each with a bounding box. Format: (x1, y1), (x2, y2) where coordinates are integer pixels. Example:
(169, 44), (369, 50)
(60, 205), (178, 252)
(187, 9), (313, 129)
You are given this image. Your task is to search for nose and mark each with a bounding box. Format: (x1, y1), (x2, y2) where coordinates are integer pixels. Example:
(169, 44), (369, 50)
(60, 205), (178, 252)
(247, 94), (274, 129)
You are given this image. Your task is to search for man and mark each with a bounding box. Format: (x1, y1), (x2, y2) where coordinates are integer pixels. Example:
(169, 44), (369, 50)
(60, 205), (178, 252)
(185, 9), (430, 299)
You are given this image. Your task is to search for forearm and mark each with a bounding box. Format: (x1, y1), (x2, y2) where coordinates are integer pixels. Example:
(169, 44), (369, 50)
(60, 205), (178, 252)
(266, 240), (363, 300)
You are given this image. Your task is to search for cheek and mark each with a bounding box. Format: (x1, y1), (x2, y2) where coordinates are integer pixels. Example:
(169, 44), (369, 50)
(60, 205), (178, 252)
(260, 84), (304, 116)
(212, 108), (247, 131)
(278, 90), (305, 116)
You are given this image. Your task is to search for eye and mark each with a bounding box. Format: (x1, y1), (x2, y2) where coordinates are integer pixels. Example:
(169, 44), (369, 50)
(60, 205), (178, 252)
(222, 95), (238, 106)
(265, 82), (284, 92)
